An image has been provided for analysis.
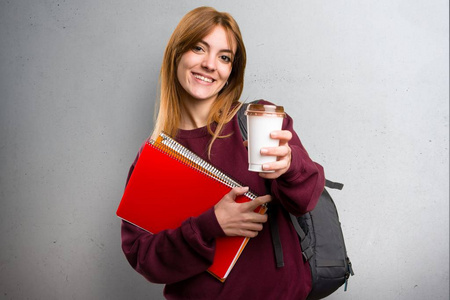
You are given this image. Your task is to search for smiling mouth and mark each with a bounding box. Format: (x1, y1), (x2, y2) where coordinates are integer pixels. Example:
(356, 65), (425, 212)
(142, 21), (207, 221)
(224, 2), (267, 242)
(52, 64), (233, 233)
(193, 73), (214, 83)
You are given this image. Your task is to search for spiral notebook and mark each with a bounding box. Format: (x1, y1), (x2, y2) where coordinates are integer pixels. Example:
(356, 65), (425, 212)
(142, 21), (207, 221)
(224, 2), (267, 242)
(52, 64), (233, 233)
(116, 132), (266, 281)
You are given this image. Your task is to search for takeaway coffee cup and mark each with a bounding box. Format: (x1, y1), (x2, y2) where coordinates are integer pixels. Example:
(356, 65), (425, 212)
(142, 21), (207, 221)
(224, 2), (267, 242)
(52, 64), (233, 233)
(245, 104), (286, 172)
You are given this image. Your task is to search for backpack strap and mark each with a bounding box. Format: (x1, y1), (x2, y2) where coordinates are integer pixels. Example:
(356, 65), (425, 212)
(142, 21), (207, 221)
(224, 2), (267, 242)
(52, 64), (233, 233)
(268, 204), (285, 268)
(325, 179), (344, 190)
(289, 213), (314, 261)
(237, 102), (249, 140)
(237, 100), (261, 139)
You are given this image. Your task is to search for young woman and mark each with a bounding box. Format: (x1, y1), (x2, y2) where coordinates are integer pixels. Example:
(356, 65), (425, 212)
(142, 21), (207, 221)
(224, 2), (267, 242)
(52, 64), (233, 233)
(121, 6), (325, 299)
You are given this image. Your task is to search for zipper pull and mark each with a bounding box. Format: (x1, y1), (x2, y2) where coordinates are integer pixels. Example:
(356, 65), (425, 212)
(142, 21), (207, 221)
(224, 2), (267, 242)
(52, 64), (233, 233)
(347, 257), (355, 276)
(344, 257), (354, 292)
(344, 272), (349, 291)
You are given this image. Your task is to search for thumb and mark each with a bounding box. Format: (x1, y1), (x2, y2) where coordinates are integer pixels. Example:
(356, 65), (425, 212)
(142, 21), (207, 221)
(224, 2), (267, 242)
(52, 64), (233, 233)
(244, 194), (272, 211)
(226, 186), (249, 201)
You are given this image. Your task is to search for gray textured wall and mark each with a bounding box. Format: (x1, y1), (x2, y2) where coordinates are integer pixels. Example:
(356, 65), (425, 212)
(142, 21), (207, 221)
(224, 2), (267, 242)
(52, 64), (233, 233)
(1, 1), (448, 299)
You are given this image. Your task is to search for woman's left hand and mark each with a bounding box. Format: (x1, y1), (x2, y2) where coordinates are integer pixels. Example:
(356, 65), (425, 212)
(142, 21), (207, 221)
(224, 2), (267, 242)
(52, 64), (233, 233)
(244, 130), (293, 179)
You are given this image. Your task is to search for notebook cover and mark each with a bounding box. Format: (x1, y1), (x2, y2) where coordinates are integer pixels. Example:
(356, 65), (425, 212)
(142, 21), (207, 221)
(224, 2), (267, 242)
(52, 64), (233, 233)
(116, 140), (264, 281)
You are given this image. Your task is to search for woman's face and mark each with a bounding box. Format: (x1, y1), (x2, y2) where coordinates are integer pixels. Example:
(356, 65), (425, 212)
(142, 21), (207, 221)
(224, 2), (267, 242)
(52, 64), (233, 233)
(177, 26), (236, 103)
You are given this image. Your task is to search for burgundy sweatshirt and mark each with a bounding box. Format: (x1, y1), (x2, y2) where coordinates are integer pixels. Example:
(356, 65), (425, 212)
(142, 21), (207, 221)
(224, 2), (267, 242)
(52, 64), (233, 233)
(121, 101), (325, 299)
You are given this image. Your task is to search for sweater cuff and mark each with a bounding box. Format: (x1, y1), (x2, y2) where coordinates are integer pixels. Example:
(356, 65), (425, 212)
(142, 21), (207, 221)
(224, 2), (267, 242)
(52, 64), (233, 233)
(190, 207), (226, 243)
(279, 145), (305, 182)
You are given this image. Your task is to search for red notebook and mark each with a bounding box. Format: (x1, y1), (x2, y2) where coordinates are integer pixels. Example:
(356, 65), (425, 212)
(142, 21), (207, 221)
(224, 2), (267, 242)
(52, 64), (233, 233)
(116, 133), (266, 281)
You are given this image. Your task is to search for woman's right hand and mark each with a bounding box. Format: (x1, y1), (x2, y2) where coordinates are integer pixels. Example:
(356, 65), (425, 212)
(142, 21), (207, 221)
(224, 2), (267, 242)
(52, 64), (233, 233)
(214, 187), (271, 238)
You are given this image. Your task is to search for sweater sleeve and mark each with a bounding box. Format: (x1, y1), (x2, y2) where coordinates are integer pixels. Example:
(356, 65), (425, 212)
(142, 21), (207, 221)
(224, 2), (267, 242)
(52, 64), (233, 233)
(268, 109), (325, 216)
(121, 150), (226, 284)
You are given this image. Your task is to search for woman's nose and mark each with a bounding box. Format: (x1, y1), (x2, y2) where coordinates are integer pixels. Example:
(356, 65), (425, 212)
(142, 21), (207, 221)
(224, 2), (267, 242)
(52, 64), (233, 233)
(201, 54), (216, 72)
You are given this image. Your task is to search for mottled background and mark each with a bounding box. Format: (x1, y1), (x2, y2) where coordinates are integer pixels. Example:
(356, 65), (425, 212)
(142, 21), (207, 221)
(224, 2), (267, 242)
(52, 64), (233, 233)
(0, 0), (448, 299)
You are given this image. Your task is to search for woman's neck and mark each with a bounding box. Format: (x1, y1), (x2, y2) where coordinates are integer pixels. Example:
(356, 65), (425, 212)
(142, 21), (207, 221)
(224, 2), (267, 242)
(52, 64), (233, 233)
(179, 96), (216, 130)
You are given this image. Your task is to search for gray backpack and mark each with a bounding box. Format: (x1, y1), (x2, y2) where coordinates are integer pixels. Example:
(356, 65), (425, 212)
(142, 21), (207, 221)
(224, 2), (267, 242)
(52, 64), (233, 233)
(237, 101), (354, 299)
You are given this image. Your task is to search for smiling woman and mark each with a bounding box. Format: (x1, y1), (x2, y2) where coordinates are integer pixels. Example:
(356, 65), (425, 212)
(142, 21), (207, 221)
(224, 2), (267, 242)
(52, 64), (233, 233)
(176, 26), (237, 130)
(153, 7), (247, 152)
(120, 6), (325, 300)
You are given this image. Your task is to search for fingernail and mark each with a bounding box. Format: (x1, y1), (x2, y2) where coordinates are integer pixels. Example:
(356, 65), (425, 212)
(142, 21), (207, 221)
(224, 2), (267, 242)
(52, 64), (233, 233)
(260, 148), (268, 154)
(262, 164), (269, 170)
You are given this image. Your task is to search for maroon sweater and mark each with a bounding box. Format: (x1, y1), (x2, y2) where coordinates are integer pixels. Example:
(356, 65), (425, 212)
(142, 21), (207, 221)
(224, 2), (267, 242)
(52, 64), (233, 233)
(121, 103), (325, 299)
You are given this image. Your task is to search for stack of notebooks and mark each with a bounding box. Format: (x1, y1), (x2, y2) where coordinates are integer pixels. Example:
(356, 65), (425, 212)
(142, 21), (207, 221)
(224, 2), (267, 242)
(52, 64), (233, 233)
(116, 132), (266, 281)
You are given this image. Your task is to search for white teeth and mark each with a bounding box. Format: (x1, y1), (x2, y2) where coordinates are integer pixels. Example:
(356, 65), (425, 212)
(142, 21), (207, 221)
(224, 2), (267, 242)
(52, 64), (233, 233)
(194, 74), (213, 83)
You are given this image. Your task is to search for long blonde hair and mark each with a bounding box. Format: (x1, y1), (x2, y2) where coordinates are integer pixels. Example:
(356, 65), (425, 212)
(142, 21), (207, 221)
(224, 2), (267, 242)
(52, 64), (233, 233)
(153, 6), (247, 156)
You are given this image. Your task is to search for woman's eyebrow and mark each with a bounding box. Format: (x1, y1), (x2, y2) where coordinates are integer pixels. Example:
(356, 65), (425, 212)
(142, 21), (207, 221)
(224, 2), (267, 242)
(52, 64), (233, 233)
(199, 40), (234, 54)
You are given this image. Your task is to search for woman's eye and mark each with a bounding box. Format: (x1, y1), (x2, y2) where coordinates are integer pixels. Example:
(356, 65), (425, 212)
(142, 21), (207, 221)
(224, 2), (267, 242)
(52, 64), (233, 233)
(221, 55), (231, 63)
(192, 45), (204, 52)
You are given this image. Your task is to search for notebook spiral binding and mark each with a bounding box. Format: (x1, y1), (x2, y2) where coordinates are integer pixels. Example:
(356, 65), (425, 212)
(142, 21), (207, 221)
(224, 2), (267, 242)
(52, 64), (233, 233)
(149, 132), (257, 201)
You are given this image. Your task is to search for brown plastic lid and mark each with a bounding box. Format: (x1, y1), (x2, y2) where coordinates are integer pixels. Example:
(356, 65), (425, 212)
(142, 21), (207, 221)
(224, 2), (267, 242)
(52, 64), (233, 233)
(245, 104), (285, 117)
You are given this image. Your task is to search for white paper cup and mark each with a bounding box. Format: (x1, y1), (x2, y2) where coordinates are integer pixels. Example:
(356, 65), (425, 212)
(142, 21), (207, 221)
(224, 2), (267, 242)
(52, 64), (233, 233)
(245, 104), (286, 172)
